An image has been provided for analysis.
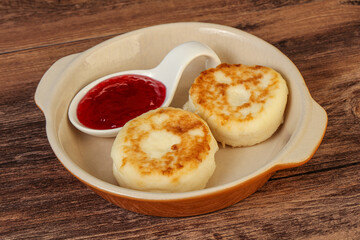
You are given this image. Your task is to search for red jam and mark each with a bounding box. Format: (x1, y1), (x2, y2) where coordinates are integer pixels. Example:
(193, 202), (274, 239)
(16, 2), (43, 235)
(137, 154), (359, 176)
(76, 74), (166, 130)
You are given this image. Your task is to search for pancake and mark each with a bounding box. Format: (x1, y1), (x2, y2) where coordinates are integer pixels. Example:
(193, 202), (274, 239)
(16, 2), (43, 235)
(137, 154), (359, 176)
(111, 107), (218, 192)
(184, 63), (288, 147)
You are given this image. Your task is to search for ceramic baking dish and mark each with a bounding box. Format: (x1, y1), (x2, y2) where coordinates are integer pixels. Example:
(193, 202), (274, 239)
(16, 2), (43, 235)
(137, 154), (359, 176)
(35, 22), (327, 217)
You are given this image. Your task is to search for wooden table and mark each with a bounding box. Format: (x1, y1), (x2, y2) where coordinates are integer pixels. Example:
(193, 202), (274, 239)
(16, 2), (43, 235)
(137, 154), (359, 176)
(1, 0), (359, 239)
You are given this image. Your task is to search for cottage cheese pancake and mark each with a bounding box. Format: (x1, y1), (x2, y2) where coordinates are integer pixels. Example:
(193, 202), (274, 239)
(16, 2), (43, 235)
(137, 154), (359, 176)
(111, 107), (218, 192)
(185, 63), (288, 147)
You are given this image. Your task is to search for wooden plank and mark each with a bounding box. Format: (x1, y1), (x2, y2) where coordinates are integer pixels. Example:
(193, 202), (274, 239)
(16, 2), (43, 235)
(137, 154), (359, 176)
(1, 158), (358, 239)
(1, 0), (359, 54)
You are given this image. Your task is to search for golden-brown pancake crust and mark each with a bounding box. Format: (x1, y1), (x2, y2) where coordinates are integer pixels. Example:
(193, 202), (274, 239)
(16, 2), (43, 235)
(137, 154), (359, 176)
(190, 63), (281, 123)
(118, 108), (213, 178)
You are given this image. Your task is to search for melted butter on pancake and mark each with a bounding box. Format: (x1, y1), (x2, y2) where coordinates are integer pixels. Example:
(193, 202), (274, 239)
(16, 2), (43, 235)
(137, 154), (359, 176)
(227, 84), (251, 107)
(141, 130), (181, 159)
(214, 70), (232, 84)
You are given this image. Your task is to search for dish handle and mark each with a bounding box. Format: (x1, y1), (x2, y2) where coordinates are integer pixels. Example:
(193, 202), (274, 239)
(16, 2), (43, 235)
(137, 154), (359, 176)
(278, 100), (327, 167)
(35, 54), (79, 114)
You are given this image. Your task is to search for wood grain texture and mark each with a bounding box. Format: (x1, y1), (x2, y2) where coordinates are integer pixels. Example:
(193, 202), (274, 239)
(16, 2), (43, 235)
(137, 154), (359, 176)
(1, 0), (359, 239)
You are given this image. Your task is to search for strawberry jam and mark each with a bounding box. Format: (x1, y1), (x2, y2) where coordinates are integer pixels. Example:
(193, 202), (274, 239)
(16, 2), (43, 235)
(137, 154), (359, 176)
(76, 74), (166, 130)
